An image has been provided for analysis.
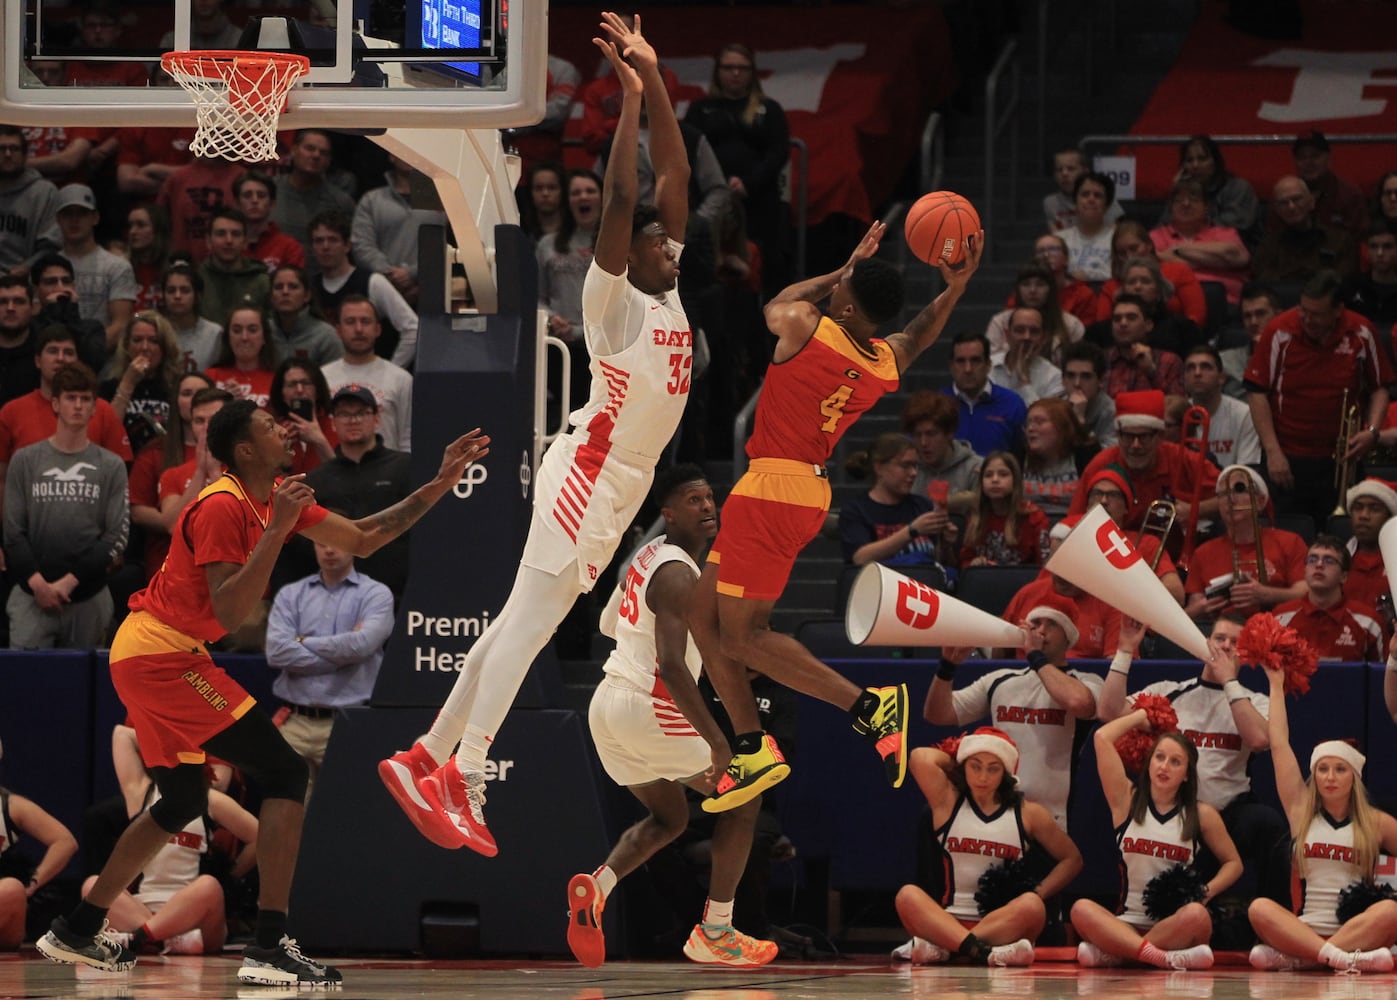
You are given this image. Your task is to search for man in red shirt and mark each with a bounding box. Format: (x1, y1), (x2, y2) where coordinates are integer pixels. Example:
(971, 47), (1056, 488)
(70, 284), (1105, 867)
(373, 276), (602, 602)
(37, 399), (487, 984)
(1246, 269), (1390, 529)
(1343, 478), (1396, 619)
(1274, 535), (1383, 661)
(236, 173), (305, 274)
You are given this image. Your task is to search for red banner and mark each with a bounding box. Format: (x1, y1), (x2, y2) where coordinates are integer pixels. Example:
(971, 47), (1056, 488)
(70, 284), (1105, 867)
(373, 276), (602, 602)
(1126, 0), (1397, 201)
(547, 6), (957, 225)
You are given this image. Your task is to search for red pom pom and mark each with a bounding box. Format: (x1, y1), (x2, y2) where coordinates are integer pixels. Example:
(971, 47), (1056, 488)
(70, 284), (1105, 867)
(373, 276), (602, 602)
(1114, 693), (1180, 773)
(936, 734), (963, 758)
(1238, 613), (1320, 695)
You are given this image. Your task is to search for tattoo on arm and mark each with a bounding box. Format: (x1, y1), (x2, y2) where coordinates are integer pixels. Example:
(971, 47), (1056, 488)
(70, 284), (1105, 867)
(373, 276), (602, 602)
(359, 492), (430, 546)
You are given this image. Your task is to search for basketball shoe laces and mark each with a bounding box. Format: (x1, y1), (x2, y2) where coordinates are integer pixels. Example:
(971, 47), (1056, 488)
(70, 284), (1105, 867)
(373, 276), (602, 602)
(279, 936), (327, 974)
(443, 767), (488, 826)
(93, 922), (128, 956)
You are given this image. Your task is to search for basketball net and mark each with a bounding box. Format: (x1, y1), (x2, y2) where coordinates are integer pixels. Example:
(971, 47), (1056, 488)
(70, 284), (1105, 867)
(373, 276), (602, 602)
(161, 51), (310, 164)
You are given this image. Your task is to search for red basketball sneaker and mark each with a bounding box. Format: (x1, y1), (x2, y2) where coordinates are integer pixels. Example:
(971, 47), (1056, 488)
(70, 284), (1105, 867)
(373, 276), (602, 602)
(378, 743), (463, 849)
(417, 756), (499, 857)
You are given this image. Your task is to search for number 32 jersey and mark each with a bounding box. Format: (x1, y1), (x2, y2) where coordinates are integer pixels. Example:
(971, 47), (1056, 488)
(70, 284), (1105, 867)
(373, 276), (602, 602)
(746, 316), (900, 464)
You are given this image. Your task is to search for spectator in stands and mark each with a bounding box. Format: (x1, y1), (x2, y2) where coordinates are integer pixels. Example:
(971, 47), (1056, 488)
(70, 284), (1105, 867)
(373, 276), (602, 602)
(128, 372), (213, 583)
(268, 358), (335, 476)
(1184, 344), (1260, 470)
(63, 4), (148, 88)
(517, 162), (565, 242)
(1104, 293), (1184, 397)
(1094, 254), (1206, 359)
(839, 433), (951, 581)
(1061, 340), (1116, 449)
(578, 33), (681, 156)
(54, 184), (136, 350)
(1033, 232), (1099, 327)
(504, 55), (579, 173)
(158, 263), (222, 373)
(29, 254), (105, 376)
(4, 361), (128, 648)
(0, 277), (39, 406)
(1375, 171), (1397, 233)
(989, 307), (1064, 406)
(125, 205), (170, 312)
(1253, 176), (1358, 286)
(0, 127), (60, 277)
(1220, 283), (1280, 385)
(960, 451), (1049, 568)
(1043, 148), (1123, 234)
(156, 155), (243, 262)
(1342, 478), (1396, 614)
(197, 208), (270, 329)
(308, 211), (417, 369)
(204, 305), (276, 407)
(1289, 131), (1368, 241)
(1099, 614), (1292, 920)
(926, 601), (1101, 828)
(944, 331), (1026, 457)
(900, 390), (981, 516)
(1152, 178), (1252, 308)
(685, 43), (791, 293)
(351, 155), (447, 307)
(1062, 172), (1116, 282)
(115, 126), (196, 202)
(1096, 221), (1208, 330)
(236, 172), (305, 275)
(21, 122), (114, 191)
(1246, 269), (1389, 528)
(321, 299), (412, 453)
(158, 0), (241, 50)
(1347, 222), (1397, 330)
(1080, 466), (1185, 604)
(1022, 397), (1092, 521)
(987, 260), (1084, 361)
(1184, 466), (1308, 621)
(267, 265), (341, 368)
(272, 131), (356, 255)
(154, 385), (229, 538)
(1070, 390), (1222, 532)
(101, 311), (181, 456)
(1274, 534), (1383, 661)
(266, 535), (392, 792)
(1168, 135), (1260, 244)
(539, 169), (602, 415)
(0, 772), (78, 949)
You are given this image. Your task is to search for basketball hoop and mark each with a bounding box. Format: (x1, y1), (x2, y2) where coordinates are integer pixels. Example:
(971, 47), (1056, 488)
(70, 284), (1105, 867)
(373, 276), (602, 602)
(161, 51), (310, 164)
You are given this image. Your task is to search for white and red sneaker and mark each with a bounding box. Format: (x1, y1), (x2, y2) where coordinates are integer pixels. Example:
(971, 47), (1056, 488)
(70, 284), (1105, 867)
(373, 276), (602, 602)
(378, 743), (463, 849)
(418, 757), (498, 857)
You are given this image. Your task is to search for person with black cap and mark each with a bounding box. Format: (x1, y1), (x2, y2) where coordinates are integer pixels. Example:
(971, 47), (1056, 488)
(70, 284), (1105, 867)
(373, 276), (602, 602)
(1289, 131), (1368, 241)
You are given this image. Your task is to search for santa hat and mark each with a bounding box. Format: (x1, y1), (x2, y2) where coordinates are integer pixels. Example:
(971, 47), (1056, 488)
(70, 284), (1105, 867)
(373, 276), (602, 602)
(1216, 464), (1269, 503)
(956, 726), (1020, 779)
(1049, 513), (1081, 542)
(1026, 599), (1081, 647)
(1087, 465), (1136, 507)
(1310, 739), (1365, 776)
(1347, 478), (1397, 517)
(1114, 390), (1166, 432)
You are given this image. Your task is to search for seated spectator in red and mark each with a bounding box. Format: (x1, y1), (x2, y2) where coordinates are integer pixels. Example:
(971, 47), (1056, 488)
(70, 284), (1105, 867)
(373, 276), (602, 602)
(1095, 221), (1207, 328)
(1274, 534), (1383, 661)
(125, 205), (170, 311)
(1104, 294), (1184, 397)
(156, 386), (231, 537)
(987, 259), (1084, 362)
(62, 4), (150, 88)
(900, 390), (981, 516)
(115, 126), (197, 202)
(960, 451), (1050, 568)
(204, 306), (276, 407)
(1030, 232), (1099, 327)
(1079, 466), (1184, 603)
(156, 155), (243, 262)
(506, 54), (580, 173)
(1342, 478), (1397, 616)
(128, 372), (213, 582)
(22, 123), (117, 189)
(1165, 135), (1260, 245)
(997, 518), (1124, 658)
(268, 358), (337, 476)
(0, 769), (78, 949)
(1152, 178), (1251, 306)
(236, 172), (305, 275)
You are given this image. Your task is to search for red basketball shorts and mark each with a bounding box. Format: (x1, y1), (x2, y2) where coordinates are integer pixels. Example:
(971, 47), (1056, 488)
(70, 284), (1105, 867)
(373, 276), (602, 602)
(708, 458), (831, 602)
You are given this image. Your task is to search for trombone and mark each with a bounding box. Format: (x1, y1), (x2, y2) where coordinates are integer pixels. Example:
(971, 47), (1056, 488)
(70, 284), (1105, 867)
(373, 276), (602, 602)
(1333, 388), (1360, 516)
(1178, 405), (1210, 572)
(1227, 472), (1268, 587)
(1136, 500), (1175, 571)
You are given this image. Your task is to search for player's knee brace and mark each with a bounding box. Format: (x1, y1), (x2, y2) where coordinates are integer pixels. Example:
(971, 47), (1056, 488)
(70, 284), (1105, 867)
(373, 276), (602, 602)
(201, 711), (309, 803)
(149, 764), (209, 833)
(252, 739), (309, 803)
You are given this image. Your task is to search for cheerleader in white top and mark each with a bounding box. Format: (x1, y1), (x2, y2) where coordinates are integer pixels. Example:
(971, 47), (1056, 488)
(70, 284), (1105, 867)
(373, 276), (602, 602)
(1070, 711), (1241, 969)
(1247, 662), (1397, 973)
(894, 727), (1082, 966)
(0, 735), (78, 949)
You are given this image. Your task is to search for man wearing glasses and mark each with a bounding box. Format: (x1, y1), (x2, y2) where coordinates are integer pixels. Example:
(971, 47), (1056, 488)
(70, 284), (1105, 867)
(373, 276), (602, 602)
(0, 127), (60, 277)
(1274, 535), (1383, 661)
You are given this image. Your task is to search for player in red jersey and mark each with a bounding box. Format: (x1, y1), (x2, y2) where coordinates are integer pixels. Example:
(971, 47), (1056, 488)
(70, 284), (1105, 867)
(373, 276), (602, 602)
(691, 221), (983, 811)
(37, 399), (487, 987)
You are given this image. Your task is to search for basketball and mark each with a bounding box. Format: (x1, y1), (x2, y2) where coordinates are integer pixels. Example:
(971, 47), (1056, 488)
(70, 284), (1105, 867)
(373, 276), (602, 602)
(904, 191), (980, 269)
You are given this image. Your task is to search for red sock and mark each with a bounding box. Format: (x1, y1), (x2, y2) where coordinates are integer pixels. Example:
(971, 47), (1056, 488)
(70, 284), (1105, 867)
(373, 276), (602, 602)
(1136, 941), (1168, 968)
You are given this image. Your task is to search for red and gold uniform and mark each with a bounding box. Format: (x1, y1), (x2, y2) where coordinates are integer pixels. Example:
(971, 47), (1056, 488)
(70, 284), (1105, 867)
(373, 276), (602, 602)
(711, 317), (899, 600)
(114, 474), (327, 767)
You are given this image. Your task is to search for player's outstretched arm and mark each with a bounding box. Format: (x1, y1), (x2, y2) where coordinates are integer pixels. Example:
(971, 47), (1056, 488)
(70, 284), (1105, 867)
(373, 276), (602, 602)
(885, 229), (984, 372)
(591, 23), (645, 277)
(304, 428), (490, 558)
(763, 221), (885, 347)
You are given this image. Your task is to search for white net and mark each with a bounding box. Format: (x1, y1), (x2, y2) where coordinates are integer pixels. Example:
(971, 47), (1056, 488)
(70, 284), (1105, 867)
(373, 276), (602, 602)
(160, 52), (309, 164)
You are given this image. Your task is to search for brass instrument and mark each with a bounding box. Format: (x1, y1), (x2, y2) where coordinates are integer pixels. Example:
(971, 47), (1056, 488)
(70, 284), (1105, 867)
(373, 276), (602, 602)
(1227, 471), (1268, 587)
(1333, 388), (1360, 516)
(1178, 406), (1210, 572)
(1136, 500), (1176, 571)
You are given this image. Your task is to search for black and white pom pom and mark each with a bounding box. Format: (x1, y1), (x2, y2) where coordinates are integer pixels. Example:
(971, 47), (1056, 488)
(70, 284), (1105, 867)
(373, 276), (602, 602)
(1142, 864), (1208, 921)
(1336, 880), (1397, 925)
(974, 854), (1039, 916)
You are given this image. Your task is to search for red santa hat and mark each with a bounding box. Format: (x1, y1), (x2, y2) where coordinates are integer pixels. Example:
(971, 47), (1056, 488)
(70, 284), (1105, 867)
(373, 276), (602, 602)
(1049, 513), (1081, 542)
(1347, 478), (1397, 517)
(1114, 390), (1166, 432)
(956, 726), (1020, 778)
(1026, 598), (1081, 648)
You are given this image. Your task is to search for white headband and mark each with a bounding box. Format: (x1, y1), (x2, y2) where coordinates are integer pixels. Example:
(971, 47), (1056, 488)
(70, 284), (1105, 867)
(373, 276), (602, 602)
(1310, 740), (1366, 776)
(1026, 605), (1081, 648)
(957, 732), (1020, 778)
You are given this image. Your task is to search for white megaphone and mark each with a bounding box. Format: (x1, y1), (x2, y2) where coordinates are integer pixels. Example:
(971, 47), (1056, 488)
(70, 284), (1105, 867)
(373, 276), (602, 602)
(1044, 504), (1213, 662)
(1379, 519), (1397, 610)
(845, 563), (1027, 648)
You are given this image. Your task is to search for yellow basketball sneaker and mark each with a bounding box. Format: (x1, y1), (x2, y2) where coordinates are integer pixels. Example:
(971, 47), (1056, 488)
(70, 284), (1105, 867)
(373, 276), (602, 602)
(700, 734), (790, 814)
(683, 924), (778, 966)
(851, 684), (908, 787)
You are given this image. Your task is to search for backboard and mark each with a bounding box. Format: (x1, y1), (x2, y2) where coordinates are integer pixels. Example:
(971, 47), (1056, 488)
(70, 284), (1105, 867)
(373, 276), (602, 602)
(0, 0), (546, 129)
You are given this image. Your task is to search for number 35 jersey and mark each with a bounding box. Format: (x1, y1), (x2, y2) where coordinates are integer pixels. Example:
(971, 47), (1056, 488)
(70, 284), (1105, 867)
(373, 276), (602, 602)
(746, 316), (900, 464)
(601, 536), (703, 698)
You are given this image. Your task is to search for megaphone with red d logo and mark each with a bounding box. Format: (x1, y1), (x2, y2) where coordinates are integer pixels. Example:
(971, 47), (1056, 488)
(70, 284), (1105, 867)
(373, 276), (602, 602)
(845, 563), (1027, 647)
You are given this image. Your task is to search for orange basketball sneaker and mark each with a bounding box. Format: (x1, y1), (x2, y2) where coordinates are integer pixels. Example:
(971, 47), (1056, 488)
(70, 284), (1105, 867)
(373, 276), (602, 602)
(565, 873), (606, 967)
(417, 756), (499, 857)
(378, 743), (464, 849)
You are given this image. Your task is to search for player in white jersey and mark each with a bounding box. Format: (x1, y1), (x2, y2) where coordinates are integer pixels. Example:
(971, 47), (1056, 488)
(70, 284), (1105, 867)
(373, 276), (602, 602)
(563, 466), (777, 968)
(1071, 711), (1240, 970)
(379, 13), (696, 854)
(1099, 614), (1292, 910)
(1246, 663), (1397, 973)
(894, 728), (1080, 966)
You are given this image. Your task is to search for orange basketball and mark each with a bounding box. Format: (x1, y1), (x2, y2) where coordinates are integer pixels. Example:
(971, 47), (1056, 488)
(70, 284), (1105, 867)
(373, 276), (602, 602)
(904, 191), (980, 269)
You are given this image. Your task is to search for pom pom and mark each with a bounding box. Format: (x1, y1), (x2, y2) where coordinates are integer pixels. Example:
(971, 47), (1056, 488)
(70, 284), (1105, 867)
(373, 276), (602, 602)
(1238, 613), (1320, 696)
(974, 854), (1039, 916)
(1114, 693), (1179, 774)
(1142, 864), (1208, 921)
(1336, 880), (1397, 925)
(936, 733), (963, 758)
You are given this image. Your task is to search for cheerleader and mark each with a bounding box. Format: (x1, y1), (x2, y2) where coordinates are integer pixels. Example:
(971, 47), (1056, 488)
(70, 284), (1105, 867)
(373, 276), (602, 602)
(1247, 662), (1397, 973)
(895, 727), (1082, 965)
(1071, 711), (1241, 969)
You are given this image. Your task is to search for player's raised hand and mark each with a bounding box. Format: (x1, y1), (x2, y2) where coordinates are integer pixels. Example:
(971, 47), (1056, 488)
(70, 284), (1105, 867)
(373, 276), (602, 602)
(842, 221), (885, 273)
(270, 474), (315, 533)
(592, 34), (643, 96)
(438, 428), (491, 483)
(598, 11), (657, 73)
(936, 229), (985, 290)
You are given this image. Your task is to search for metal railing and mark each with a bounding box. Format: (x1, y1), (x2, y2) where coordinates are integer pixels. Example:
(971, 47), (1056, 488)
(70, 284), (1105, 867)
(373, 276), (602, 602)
(1081, 132), (1397, 155)
(983, 39), (1020, 260)
(731, 384), (762, 482)
(920, 111), (945, 196)
(790, 136), (808, 279)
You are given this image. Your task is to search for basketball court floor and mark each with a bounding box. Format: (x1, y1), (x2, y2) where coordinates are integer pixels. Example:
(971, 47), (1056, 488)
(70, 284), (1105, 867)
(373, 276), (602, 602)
(3, 952), (1394, 1000)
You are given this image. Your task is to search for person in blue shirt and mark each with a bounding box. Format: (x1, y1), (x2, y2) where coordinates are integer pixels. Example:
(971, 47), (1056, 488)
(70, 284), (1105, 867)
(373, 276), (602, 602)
(943, 330), (1027, 457)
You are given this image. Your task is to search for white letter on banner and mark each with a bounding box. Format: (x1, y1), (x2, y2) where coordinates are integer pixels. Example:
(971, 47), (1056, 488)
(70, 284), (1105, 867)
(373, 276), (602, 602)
(1253, 50), (1397, 122)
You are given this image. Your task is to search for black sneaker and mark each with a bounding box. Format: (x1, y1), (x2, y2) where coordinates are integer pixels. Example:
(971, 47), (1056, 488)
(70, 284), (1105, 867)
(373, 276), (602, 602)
(37, 917), (136, 972)
(238, 935), (342, 988)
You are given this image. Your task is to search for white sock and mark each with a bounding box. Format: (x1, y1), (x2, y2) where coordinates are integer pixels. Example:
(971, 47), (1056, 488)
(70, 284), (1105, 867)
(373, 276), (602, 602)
(456, 727), (492, 773)
(594, 865), (618, 899)
(703, 898), (734, 929)
(1319, 941), (1348, 968)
